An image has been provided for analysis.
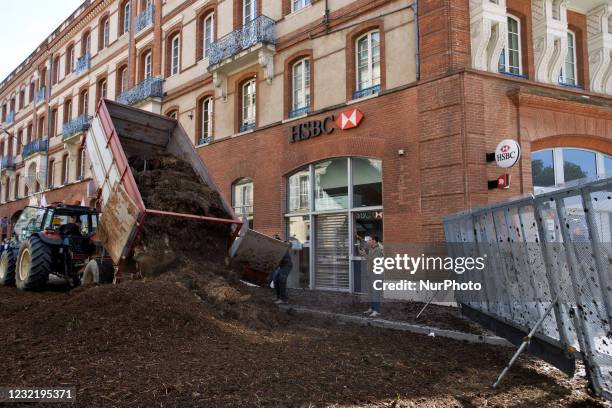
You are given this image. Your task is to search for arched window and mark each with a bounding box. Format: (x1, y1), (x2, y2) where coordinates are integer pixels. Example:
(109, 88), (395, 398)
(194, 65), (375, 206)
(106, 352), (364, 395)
(50, 108), (58, 137)
(79, 89), (88, 116)
(499, 15), (522, 76)
(120, 0), (131, 35)
(14, 174), (20, 199)
(82, 31), (91, 56)
(292, 0), (311, 12)
(531, 148), (612, 192)
(355, 30), (381, 95)
(166, 109), (178, 119)
(141, 50), (152, 80)
(52, 56), (60, 85)
(243, 0), (257, 25)
(77, 148), (86, 180)
(291, 58), (311, 117)
(97, 78), (107, 101)
(66, 44), (75, 75)
(168, 33), (181, 76)
(63, 98), (72, 124)
(19, 89), (25, 110)
(198, 97), (213, 145)
(48, 159), (55, 188)
(559, 30), (577, 86)
(552, 0), (562, 20)
(61, 154), (69, 185)
(232, 178), (253, 228)
(203, 13), (214, 59)
(119, 66), (128, 94)
(99, 16), (111, 49)
(241, 78), (256, 132)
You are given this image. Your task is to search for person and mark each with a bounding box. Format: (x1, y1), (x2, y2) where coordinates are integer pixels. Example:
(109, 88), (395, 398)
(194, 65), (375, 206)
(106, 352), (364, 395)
(59, 216), (82, 238)
(273, 236), (293, 304)
(357, 234), (384, 317)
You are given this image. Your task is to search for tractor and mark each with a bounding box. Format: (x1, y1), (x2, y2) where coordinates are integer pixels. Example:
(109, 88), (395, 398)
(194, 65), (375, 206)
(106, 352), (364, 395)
(0, 204), (114, 291)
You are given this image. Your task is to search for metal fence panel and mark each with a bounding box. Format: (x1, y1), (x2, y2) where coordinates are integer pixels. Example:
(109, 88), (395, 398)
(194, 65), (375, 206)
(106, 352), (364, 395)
(444, 177), (612, 401)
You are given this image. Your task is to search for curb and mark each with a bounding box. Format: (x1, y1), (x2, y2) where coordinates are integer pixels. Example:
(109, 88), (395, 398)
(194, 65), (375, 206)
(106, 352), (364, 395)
(281, 305), (513, 347)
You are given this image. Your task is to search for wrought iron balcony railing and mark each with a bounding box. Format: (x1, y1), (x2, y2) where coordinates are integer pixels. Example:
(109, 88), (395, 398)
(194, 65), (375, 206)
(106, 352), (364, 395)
(5, 111), (15, 124)
(117, 76), (163, 106)
(289, 106), (310, 119)
(135, 5), (154, 33)
(22, 138), (48, 159)
(1, 156), (16, 171)
(75, 53), (91, 75)
(198, 136), (212, 146)
(352, 84), (380, 100)
(240, 122), (256, 133)
(62, 114), (92, 140)
(36, 86), (46, 103)
(208, 15), (276, 66)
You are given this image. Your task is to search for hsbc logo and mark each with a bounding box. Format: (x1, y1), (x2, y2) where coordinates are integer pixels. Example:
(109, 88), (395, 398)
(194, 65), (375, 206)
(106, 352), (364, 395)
(500, 144), (511, 153)
(289, 109), (365, 143)
(336, 109), (364, 130)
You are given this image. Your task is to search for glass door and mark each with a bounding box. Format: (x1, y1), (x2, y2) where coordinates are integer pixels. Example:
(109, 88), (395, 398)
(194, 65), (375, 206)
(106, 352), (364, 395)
(351, 210), (384, 293)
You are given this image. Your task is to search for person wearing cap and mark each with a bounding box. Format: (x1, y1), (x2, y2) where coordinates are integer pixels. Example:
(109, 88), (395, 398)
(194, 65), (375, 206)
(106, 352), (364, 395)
(357, 234), (384, 317)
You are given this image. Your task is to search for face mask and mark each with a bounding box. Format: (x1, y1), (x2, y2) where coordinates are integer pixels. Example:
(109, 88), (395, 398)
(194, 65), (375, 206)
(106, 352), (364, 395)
(364, 236), (372, 242)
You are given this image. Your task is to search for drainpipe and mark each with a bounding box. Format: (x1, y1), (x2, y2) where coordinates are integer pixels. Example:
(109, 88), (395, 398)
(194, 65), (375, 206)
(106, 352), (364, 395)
(324, 0), (330, 34)
(44, 52), (53, 197)
(412, 0), (420, 81)
(127, 0), (134, 88)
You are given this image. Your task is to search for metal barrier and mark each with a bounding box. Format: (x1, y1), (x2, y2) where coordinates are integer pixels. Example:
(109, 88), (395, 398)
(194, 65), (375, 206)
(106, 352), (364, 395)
(444, 176), (612, 401)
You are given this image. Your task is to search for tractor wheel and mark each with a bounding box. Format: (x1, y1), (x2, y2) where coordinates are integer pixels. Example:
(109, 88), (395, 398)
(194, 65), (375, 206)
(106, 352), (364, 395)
(0, 249), (16, 286)
(15, 236), (52, 291)
(82, 259), (115, 285)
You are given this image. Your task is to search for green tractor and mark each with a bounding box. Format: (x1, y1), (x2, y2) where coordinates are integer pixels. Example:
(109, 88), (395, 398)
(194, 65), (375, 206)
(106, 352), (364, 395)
(0, 204), (114, 291)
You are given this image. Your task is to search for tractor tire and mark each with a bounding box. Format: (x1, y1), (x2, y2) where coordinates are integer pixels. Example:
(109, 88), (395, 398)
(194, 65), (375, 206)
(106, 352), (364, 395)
(0, 249), (16, 286)
(82, 259), (115, 285)
(15, 236), (52, 291)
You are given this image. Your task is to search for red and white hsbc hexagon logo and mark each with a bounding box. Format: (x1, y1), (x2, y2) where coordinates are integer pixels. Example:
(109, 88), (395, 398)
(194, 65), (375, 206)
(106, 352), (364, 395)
(336, 109), (364, 130)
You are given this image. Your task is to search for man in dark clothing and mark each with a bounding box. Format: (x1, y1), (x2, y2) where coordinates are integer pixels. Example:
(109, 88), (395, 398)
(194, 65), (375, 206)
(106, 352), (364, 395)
(60, 216), (83, 238)
(274, 244), (293, 304)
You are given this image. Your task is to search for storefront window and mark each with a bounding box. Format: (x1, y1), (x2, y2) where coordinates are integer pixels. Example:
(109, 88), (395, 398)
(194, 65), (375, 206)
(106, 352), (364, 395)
(563, 149), (596, 182)
(288, 168), (310, 213)
(352, 158), (382, 207)
(314, 159), (348, 211)
(532, 150), (555, 187)
(532, 148), (608, 192)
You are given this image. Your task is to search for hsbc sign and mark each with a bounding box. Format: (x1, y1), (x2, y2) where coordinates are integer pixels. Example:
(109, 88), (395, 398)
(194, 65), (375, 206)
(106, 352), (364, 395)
(290, 109), (364, 143)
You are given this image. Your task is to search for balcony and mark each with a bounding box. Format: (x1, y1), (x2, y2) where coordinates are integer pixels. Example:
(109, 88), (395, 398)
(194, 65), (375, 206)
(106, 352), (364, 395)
(75, 53), (91, 75)
(36, 86), (46, 104)
(240, 122), (256, 133)
(208, 16), (276, 97)
(62, 115), (92, 143)
(5, 111), (15, 125)
(117, 76), (163, 107)
(289, 106), (310, 119)
(135, 5), (154, 33)
(197, 136), (212, 146)
(22, 138), (48, 159)
(1, 156), (16, 171)
(352, 84), (380, 100)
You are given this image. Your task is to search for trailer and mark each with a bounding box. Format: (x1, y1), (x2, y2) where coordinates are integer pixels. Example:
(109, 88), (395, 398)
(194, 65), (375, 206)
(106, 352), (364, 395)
(85, 99), (288, 277)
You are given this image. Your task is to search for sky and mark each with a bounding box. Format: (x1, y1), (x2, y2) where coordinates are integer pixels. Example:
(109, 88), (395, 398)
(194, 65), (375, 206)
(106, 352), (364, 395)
(0, 0), (85, 81)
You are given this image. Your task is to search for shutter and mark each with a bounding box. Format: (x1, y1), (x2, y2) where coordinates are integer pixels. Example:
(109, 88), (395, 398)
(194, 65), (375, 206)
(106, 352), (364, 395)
(314, 213), (349, 290)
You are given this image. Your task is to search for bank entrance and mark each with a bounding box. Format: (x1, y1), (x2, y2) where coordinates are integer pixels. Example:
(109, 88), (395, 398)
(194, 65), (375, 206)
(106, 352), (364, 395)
(285, 157), (383, 292)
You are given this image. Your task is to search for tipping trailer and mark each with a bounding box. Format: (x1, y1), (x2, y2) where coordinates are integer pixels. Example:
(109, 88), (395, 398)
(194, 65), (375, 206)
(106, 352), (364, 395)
(84, 99), (288, 277)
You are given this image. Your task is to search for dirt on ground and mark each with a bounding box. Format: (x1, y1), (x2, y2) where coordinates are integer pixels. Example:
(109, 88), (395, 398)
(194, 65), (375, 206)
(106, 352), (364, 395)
(287, 288), (484, 334)
(0, 152), (609, 406)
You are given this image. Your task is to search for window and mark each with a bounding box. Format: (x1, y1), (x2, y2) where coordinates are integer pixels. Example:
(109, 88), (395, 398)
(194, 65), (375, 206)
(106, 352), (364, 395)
(166, 110), (178, 119)
(552, 0), (562, 20)
(16, 129), (22, 155)
(292, 0), (311, 12)
(50, 108), (58, 137)
(29, 82), (35, 102)
(314, 159), (349, 211)
(356, 30), (381, 93)
(19, 89), (25, 110)
(241, 78), (256, 131)
(66, 44), (75, 75)
(199, 97), (213, 144)
(64, 99), (73, 124)
(170, 34), (180, 76)
(243, 0), (257, 25)
(499, 15), (522, 75)
(120, 1), (131, 35)
(37, 116), (45, 138)
(82, 31), (91, 56)
(100, 17), (111, 49)
(79, 89), (88, 116)
(52, 56), (60, 85)
(26, 123), (32, 144)
(291, 58), (310, 116)
(119, 66), (129, 94)
(288, 168), (310, 213)
(232, 178), (253, 227)
(532, 148), (609, 192)
(77, 149), (85, 180)
(203, 13), (214, 59)
(14, 174), (20, 199)
(560, 31), (577, 86)
(97, 79), (107, 101)
(48, 160), (55, 188)
(143, 51), (152, 80)
(61, 154), (69, 185)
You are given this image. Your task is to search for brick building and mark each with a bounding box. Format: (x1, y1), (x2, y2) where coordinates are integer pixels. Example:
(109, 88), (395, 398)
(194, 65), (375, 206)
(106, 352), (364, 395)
(0, 0), (610, 292)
